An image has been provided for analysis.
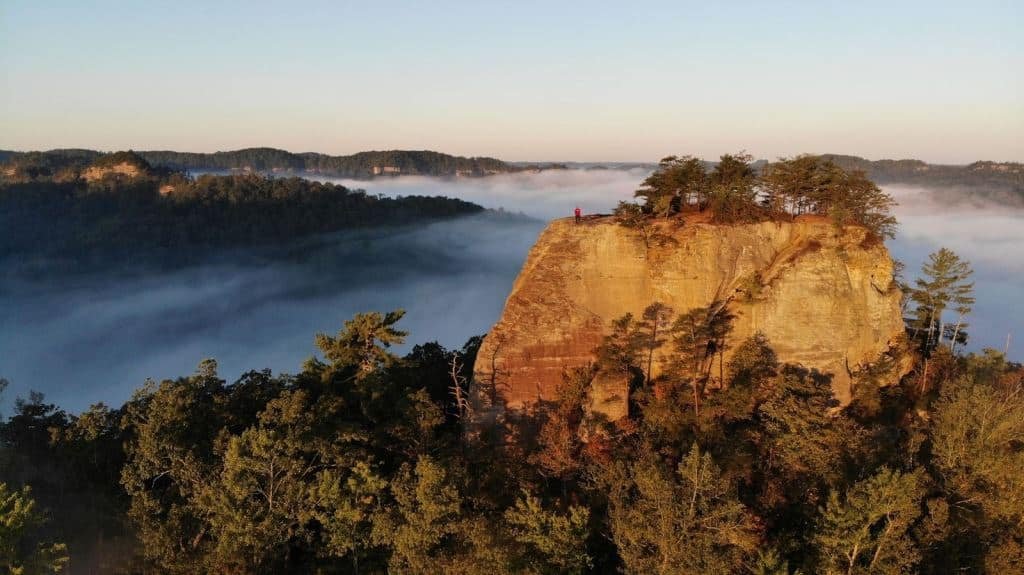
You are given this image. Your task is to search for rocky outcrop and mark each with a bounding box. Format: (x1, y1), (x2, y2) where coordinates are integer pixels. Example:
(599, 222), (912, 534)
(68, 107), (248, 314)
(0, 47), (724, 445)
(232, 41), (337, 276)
(472, 215), (906, 422)
(82, 161), (144, 182)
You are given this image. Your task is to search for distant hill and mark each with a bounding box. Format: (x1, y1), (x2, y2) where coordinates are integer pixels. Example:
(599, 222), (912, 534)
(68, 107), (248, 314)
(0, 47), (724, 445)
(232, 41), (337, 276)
(0, 152), (489, 271)
(821, 154), (1023, 205)
(549, 155), (1023, 205)
(2, 148), (1019, 203)
(0, 148), (564, 179)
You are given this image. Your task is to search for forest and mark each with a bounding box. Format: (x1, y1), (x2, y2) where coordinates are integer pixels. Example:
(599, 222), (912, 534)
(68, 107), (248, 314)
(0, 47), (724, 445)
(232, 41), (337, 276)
(0, 152), (484, 271)
(0, 148), (544, 179)
(2, 237), (1021, 573)
(822, 154), (1023, 203)
(2, 150), (1022, 574)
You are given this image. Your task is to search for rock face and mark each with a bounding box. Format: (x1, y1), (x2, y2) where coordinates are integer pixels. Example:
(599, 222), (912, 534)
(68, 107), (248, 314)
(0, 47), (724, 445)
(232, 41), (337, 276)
(82, 161), (144, 182)
(472, 216), (906, 422)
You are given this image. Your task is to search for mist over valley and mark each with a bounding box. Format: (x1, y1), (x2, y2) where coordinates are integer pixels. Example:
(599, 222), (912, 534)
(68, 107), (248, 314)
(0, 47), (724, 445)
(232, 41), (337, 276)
(2, 168), (1020, 412)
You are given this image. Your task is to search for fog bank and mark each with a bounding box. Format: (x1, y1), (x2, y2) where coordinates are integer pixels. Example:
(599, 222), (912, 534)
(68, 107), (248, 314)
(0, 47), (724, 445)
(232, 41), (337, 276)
(1, 215), (543, 412)
(317, 168), (649, 221)
(2, 170), (1020, 413)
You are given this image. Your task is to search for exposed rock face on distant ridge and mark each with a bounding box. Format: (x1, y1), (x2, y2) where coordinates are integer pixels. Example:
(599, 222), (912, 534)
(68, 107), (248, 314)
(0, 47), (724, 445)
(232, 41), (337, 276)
(472, 215), (907, 423)
(82, 161), (144, 182)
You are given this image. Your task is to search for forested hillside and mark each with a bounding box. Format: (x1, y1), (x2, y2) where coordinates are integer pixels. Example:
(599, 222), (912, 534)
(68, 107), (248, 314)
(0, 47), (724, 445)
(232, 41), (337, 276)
(1, 299), (1021, 574)
(1, 151), (1021, 574)
(822, 154), (1023, 204)
(0, 148), (554, 179)
(0, 152), (484, 271)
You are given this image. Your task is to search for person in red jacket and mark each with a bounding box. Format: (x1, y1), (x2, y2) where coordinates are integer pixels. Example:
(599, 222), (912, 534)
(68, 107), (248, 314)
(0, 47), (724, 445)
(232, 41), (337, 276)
(574, 206), (581, 223)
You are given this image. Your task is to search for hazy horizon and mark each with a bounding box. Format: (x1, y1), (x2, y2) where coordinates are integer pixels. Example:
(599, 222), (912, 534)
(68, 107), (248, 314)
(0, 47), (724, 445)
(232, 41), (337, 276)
(2, 1), (1021, 164)
(1, 144), (1019, 166)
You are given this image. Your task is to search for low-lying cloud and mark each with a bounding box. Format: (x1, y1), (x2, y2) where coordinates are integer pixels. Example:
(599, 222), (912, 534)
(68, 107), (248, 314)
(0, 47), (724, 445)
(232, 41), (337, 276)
(883, 185), (1023, 356)
(2, 171), (1020, 414)
(0, 215), (543, 412)
(317, 168), (649, 220)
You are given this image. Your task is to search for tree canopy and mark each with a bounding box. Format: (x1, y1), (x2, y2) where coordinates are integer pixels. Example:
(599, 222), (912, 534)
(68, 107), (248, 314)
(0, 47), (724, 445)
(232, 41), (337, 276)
(621, 152), (898, 239)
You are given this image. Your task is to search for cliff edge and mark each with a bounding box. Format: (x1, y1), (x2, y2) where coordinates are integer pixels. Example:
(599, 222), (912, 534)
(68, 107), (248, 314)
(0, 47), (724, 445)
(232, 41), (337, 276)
(472, 215), (906, 422)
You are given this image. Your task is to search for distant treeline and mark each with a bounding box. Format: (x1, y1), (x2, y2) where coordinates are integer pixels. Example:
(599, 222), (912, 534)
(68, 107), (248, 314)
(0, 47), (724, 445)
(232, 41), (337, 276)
(823, 152), (1024, 190)
(0, 148), (564, 179)
(4, 147), (1019, 200)
(562, 155), (1023, 204)
(0, 152), (484, 269)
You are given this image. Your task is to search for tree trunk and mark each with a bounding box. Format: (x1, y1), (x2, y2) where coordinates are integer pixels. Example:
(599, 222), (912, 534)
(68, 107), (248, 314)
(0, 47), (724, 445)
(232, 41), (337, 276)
(692, 379), (701, 422)
(719, 347), (724, 387)
(846, 542), (861, 575)
(646, 325), (657, 388)
(950, 315), (964, 352)
(868, 519), (898, 571)
(919, 357), (930, 395)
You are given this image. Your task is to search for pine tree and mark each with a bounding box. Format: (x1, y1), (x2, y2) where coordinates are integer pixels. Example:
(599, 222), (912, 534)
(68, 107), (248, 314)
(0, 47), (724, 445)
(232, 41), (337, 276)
(605, 444), (758, 574)
(634, 156), (707, 217)
(814, 468), (925, 575)
(907, 249), (974, 390)
(504, 491), (591, 574)
(314, 310), (408, 380)
(708, 153), (761, 223)
(0, 483), (68, 575)
(639, 303), (674, 387)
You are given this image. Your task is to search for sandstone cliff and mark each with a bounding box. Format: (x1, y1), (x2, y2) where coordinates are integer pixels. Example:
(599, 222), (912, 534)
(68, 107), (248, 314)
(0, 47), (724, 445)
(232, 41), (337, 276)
(82, 161), (145, 182)
(472, 215), (906, 421)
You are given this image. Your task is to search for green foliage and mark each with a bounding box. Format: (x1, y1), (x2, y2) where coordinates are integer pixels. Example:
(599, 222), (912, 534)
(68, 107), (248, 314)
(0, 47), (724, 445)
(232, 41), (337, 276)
(504, 491), (591, 574)
(906, 247), (975, 355)
(138, 148), (522, 177)
(0, 172), (484, 267)
(372, 456), (508, 574)
(314, 310), (408, 379)
(762, 155), (897, 237)
(622, 151), (899, 246)
(533, 368), (592, 482)
(87, 150), (151, 170)
(930, 373), (1024, 526)
(821, 154), (1023, 206)
(0, 483), (68, 575)
(814, 468), (925, 574)
(639, 302), (674, 386)
(594, 312), (644, 381)
(752, 548), (802, 575)
(757, 367), (863, 485)
(2, 303), (1022, 573)
(634, 155), (708, 217)
(605, 444), (758, 574)
(613, 200), (656, 247)
(708, 153), (764, 224)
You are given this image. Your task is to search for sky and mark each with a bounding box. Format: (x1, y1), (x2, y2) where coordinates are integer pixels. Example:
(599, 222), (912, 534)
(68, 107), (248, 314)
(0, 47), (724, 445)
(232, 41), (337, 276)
(1, 0), (1021, 163)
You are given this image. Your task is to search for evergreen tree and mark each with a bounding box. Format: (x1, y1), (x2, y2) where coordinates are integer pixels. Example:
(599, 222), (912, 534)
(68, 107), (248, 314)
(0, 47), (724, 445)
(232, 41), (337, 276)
(813, 468), (925, 575)
(708, 153), (762, 223)
(504, 491), (591, 574)
(634, 156), (707, 217)
(314, 310), (408, 380)
(605, 444), (758, 574)
(639, 302), (674, 387)
(0, 483), (68, 575)
(907, 249), (974, 391)
(534, 367), (591, 485)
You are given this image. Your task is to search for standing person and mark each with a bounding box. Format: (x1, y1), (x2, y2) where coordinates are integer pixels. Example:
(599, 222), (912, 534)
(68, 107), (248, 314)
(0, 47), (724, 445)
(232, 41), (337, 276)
(574, 206), (582, 224)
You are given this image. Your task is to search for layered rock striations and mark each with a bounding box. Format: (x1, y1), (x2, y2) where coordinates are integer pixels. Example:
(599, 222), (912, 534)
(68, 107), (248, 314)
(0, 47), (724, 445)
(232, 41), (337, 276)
(472, 216), (906, 422)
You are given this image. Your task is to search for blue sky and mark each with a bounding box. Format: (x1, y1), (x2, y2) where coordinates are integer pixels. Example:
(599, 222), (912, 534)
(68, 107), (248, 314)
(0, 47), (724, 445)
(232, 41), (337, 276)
(1, 0), (1020, 162)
